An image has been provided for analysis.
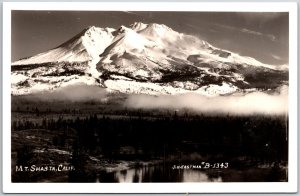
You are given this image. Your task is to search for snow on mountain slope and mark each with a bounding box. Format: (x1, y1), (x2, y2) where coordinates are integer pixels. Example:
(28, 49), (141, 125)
(102, 26), (157, 56)
(11, 74), (98, 95)
(104, 77), (238, 97)
(97, 23), (213, 81)
(11, 61), (102, 95)
(12, 26), (115, 65)
(11, 26), (116, 94)
(130, 22), (148, 32)
(11, 22), (288, 96)
(139, 23), (211, 57)
(98, 25), (172, 81)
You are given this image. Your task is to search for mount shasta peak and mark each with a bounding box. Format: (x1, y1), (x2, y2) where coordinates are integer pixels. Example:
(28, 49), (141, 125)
(11, 22), (288, 96)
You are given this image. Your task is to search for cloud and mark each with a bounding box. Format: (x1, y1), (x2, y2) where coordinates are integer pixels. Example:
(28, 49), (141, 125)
(235, 13), (284, 24)
(27, 84), (108, 102)
(241, 28), (276, 41)
(124, 86), (288, 115)
(123, 11), (134, 14)
(267, 34), (276, 42)
(122, 11), (141, 16)
(214, 23), (276, 42)
(241, 28), (263, 35)
(213, 23), (236, 31)
(271, 54), (282, 60)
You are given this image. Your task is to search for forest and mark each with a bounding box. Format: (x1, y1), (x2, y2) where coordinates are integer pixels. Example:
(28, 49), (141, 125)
(11, 110), (288, 182)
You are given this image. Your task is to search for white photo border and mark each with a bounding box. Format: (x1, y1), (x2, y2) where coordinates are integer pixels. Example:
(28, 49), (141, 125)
(2, 2), (298, 193)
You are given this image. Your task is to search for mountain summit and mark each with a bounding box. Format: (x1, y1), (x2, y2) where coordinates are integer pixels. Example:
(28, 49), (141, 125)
(11, 22), (288, 96)
(12, 26), (115, 66)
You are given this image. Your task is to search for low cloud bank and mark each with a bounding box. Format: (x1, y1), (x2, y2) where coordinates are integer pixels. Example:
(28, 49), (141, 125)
(23, 84), (288, 115)
(28, 84), (108, 101)
(124, 87), (288, 115)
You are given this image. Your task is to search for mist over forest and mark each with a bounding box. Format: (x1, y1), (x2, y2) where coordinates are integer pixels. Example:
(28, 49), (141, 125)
(20, 84), (288, 115)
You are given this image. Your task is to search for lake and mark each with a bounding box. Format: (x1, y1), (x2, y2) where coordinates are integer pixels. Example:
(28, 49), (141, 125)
(96, 162), (287, 182)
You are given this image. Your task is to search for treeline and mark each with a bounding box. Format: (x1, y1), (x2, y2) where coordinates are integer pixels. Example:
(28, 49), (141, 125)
(12, 113), (288, 164)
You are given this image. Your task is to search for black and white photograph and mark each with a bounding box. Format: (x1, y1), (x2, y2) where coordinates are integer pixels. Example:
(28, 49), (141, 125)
(2, 2), (298, 193)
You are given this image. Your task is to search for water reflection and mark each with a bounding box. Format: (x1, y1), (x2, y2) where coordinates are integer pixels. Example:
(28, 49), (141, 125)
(97, 164), (223, 183)
(183, 170), (222, 182)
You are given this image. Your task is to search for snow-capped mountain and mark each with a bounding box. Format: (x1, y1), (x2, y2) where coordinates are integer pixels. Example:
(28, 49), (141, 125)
(12, 26), (115, 65)
(11, 22), (288, 96)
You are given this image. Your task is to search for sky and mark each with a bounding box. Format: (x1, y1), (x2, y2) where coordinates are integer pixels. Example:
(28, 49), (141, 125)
(11, 11), (288, 65)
